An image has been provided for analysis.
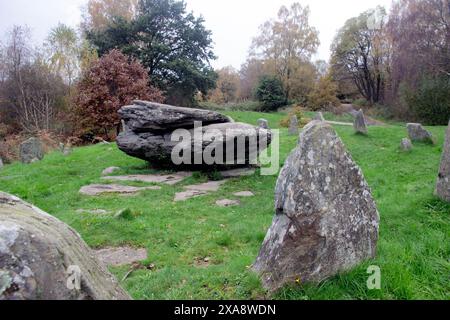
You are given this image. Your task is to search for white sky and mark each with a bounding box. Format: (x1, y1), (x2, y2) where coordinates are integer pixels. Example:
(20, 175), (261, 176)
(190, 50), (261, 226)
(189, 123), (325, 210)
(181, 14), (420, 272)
(0, 0), (393, 69)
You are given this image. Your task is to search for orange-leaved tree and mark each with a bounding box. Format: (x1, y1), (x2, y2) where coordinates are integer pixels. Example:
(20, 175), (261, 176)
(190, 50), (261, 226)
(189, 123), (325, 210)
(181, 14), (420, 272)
(72, 49), (164, 141)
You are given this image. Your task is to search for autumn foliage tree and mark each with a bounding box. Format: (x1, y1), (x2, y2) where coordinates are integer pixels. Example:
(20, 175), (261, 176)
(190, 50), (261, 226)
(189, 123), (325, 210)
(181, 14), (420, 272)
(72, 49), (163, 140)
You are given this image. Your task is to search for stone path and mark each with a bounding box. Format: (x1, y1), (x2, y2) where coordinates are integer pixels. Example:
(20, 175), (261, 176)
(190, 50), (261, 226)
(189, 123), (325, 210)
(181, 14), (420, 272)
(233, 191), (255, 197)
(220, 168), (256, 178)
(80, 184), (161, 196)
(175, 180), (227, 202)
(216, 199), (240, 207)
(95, 247), (148, 267)
(102, 172), (192, 185)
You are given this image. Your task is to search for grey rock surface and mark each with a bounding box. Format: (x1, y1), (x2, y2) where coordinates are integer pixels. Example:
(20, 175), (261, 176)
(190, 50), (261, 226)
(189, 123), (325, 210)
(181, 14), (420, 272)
(253, 120), (379, 291)
(288, 115), (299, 136)
(258, 119), (270, 129)
(216, 199), (240, 207)
(407, 123), (435, 144)
(20, 137), (44, 164)
(353, 110), (368, 135)
(400, 138), (413, 152)
(117, 102), (272, 168)
(314, 112), (325, 121)
(436, 120), (450, 202)
(102, 167), (121, 176)
(95, 247), (147, 267)
(79, 184), (161, 196)
(0, 192), (130, 300)
(102, 172), (192, 185)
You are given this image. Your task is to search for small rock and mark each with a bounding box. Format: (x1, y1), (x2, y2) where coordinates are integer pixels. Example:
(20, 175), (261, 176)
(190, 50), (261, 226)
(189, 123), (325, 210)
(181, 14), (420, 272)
(407, 123), (435, 144)
(20, 137), (44, 164)
(314, 112), (325, 121)
(288, 115), (299, 136)
(353, 109), (368, 135)
(0, 158), (3, 169)
(258, 119), (270, 129)
(233, 191), (255, 197)
(216, 199), (240, 207)
(79, 184), (161, 196)
(62, 145), (72, 156)
(184, 180), (227, 192)
(59, 142), (65, 153)
(102, 167), (121, 176)
(400, 138), (413, 152)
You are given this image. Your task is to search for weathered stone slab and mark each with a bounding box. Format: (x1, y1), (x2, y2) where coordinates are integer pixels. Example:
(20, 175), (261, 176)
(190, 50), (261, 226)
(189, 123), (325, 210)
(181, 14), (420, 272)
(0, 192), (130, 300)
(184, 180), (227, 192)
(233, 191), (255, 197)
(353, 109), (368, 135)
(174, 190), (208, 202)
(76, 209), (109, 215)
(288, 115), (299, 136)
(119, 100), (231, 133)
(20, 137), (44, 164)
(102, 172), (192, 185)
(436, 120), (450, 202)
(80, 184), (161, 196)
(253, 120), (379, 291)
(407, 123), (435, 144)
(400, 138), (413, 152)
(258, 119), (269, 129)
(95, 247), (147, 267)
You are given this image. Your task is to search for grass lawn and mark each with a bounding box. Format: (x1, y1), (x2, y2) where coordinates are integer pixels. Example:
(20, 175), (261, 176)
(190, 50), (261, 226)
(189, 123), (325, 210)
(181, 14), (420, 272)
(0, 111), (448, 300)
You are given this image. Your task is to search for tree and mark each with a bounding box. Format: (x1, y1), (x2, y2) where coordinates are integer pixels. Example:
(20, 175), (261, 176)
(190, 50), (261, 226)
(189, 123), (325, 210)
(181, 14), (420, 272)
(308, 75), (340, 111)
(208, 66), (240, 104)
(387, 0), (450, 103)
(239, 58), (269, 100)
(45, 24), (81, 88)
(255, 75), (285, 111)
(72, 49), (163, 140)
(86, 0), (217, 106)
(251, 3), (320, 102)
(0, 26), (66, 132)
(330, 7), (390, 104)
(81, 0), (138, 32)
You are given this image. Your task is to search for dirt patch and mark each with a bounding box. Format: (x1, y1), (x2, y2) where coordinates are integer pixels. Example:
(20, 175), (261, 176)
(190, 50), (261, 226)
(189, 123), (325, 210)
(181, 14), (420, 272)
(95, 247), (148, 267)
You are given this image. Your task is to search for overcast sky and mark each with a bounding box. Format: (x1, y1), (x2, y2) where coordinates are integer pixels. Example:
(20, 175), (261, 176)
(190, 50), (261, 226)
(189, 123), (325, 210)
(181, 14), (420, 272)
(0, 0), (393, 69)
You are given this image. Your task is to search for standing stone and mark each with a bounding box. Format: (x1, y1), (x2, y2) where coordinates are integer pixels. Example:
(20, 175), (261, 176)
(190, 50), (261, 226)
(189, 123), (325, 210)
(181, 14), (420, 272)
(407, 123), (435, 144)
(0, 158), (3, 169)
(253, 120), (379, 291)
(436, 120), (450, 202)
(20, 137), (44, 164)
(400, 138), (413, 152)
(0, 192), (130, 300)
(63, 144), (72, 156)
(59, 142), (65, 153)
(258, 119), (270, 129)
(288, 115), (299, 136)
(353, 109), (368, 135)
(314, 112), (325, 122)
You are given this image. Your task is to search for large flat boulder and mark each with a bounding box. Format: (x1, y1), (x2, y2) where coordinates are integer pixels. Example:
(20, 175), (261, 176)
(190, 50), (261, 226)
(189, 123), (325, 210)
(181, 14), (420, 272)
(0, 192), (130, 300)
(436, 120), (450, 202)
(253, 120), (379, 291)
(117, 102), (272, 169)
(119, 100), (231, 132)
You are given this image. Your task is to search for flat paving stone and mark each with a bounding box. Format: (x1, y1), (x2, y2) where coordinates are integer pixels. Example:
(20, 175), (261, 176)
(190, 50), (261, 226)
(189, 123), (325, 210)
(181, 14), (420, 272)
(184, 180), (227, 192)
(76, 209), (109, 215)
(233, 191), (255, 197)
(174, 190), (208, 202)
(102, 167), (121, 176)
(102, 172), (192, 185)
(94, 247), (147, 267)
(216, 199), (240, 207)
(80, 184), (161, 196)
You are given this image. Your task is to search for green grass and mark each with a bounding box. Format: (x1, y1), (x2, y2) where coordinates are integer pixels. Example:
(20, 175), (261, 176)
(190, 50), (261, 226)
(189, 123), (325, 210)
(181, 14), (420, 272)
(0, 112), (448, 300)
